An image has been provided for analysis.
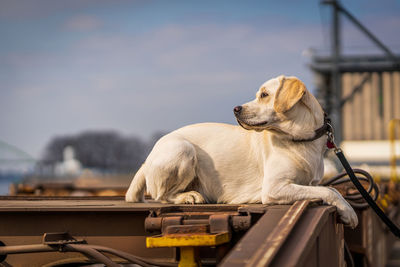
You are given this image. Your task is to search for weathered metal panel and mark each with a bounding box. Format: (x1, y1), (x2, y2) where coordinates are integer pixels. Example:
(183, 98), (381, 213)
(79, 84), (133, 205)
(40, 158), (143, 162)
(0, 211), (174, 266)
(0, 198), (263, 266)
(218, 207), (289, 267)
(270, 206), (342, 267)
(0, 197), (397, 267)
(220, 203), (342, 267)
(345, 207), (400, 267)
(245, 200), (310, 267)
(340, 71), (400, 141)
(302, 242), (318, 267)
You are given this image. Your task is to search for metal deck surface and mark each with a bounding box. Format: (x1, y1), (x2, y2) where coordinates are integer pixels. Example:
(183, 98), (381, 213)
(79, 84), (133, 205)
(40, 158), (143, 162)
(0, 196), (397, 266)
(0, 196), (266, 212)
(0, 196), (342, 267)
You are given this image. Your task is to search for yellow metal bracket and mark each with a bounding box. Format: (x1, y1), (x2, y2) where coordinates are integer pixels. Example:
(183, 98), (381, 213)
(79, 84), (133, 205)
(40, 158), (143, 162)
(146, 232), (230, 248)
(146, 232), (230, 267)
(389, 119), (400, 182)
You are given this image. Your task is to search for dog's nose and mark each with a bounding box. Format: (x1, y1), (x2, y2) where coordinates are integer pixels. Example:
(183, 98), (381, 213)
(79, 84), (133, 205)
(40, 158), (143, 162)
(233, 106), (242, 114)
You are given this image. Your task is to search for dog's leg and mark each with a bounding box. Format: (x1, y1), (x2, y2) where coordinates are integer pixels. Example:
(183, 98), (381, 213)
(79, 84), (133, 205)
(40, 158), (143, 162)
(125, 165), (146, 202)
(262, 182), (358, 228)
(144, 138), (205, 203)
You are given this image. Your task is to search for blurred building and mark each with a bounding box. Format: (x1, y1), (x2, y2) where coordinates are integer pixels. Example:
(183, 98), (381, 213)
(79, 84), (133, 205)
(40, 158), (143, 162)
(312, 67), (400, 141)
(310, 1), (400, 179)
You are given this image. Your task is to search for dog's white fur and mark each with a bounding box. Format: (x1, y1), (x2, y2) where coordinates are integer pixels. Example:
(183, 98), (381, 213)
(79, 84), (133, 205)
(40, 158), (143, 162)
(125, 75), (358, 228)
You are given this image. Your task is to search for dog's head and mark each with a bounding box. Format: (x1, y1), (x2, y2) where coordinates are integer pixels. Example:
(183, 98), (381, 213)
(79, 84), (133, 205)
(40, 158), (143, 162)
(234, 75), (324, 138)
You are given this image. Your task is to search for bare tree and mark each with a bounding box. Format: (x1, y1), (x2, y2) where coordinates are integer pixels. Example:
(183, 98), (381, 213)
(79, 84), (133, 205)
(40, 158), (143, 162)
(41, 131), (151, 173)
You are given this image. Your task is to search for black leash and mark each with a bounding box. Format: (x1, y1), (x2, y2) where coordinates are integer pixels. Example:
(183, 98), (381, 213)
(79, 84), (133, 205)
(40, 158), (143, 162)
(320, 168), (379, 209)
(325, 122), (400, 238)
(335, 147), (400, 238)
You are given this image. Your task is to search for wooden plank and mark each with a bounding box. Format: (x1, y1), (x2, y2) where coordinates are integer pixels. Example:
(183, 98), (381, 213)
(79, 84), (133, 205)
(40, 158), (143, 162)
(372, 73), (384, 140)
(383, 72), (393, 139)
(342, 73), (353, 140)
(363, 73), (373, 140)
(394, 72), (400, 119)
(352, 73), (363, 140)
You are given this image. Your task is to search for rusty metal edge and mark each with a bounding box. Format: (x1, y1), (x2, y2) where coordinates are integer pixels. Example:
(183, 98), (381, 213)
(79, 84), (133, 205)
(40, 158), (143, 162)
(0, 199), (252, 213)
(274, 206), (337, 267)
(0, 196), (125, 200)
(0, 207), (245, 213)
(245, 200), (310, 267)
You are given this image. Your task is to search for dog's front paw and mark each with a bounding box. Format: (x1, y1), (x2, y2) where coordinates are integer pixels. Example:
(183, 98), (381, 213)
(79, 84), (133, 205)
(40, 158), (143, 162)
(125, 191), (143, 203)
(174, 191), (205, 204)
(327, 187), (358, 228)
(337, 203), (358, 229)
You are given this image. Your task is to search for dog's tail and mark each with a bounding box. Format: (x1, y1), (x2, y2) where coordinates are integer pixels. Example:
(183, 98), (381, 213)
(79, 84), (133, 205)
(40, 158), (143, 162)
(125, 165), (146, 202)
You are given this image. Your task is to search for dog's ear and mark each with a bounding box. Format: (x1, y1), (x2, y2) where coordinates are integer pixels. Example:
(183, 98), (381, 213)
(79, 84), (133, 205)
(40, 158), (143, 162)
(274, 77), (306, 113)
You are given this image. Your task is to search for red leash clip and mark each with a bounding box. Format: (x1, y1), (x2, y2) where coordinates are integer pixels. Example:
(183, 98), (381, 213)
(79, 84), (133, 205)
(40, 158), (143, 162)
(326, 121), (337, 150)
(327, 140), (335, 149)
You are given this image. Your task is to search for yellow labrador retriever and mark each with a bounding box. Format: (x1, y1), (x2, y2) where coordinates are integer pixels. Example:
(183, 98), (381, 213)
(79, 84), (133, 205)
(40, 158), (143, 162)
(125, 75), (358, 228)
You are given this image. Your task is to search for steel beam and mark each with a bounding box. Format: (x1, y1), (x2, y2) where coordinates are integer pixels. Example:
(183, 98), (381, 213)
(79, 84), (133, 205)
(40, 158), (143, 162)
(330, 0), (343, 144)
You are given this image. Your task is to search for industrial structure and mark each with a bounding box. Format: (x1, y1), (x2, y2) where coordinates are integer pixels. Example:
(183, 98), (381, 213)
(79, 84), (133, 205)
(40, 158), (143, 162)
(311, 0), (400, 143)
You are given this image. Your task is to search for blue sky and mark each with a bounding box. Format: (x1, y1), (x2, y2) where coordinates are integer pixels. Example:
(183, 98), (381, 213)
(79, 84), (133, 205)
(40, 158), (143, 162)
(0, 0), (399, 159)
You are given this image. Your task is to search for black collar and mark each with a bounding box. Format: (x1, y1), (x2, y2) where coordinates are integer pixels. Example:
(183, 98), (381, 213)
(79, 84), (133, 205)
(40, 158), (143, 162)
(292, 114), (331, 142)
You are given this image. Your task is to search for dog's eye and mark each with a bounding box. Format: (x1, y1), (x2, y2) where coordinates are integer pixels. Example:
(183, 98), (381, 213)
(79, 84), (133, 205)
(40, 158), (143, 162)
(260, 92), (268, 98)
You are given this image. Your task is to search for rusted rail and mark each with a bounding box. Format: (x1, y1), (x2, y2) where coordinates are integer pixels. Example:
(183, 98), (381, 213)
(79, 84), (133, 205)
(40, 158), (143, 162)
(220, 202), (343, 267)
(245, 200), (310, 267)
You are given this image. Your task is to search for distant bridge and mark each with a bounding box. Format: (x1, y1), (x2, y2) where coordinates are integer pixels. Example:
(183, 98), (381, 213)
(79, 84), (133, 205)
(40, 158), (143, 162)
(0, 140), (36, 165)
